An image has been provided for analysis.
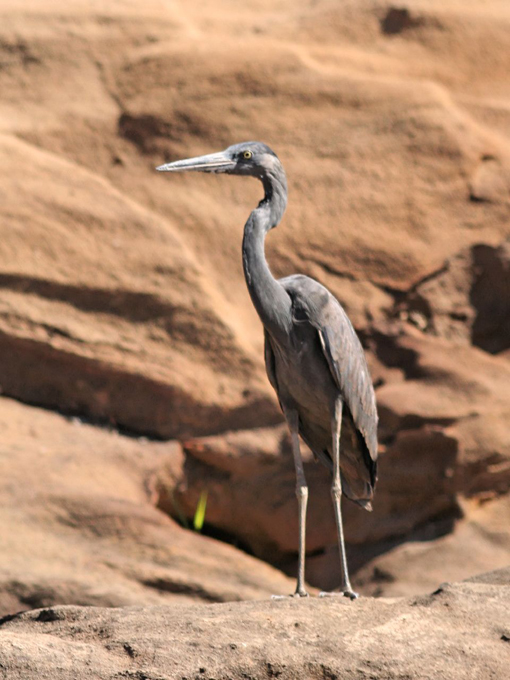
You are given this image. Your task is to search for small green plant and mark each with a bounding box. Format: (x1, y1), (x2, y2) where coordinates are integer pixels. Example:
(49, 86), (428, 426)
(193, 491), (208, 532)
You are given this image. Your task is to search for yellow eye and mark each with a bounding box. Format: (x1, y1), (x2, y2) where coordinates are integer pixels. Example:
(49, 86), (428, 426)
(243, 150), (252, 159)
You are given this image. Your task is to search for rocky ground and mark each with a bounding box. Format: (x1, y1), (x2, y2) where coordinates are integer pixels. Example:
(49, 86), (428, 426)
(1, 568), (509, 679)
(0, 0), (509, 676)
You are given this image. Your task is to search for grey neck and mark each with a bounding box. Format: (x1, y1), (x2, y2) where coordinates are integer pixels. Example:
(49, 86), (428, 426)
(242, 165), (292, 342)
(261, 164), (287, 229)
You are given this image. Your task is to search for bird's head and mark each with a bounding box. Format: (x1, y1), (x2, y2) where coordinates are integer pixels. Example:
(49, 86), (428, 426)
(156, 141), (281, 180)
(157, 141), (288, 228)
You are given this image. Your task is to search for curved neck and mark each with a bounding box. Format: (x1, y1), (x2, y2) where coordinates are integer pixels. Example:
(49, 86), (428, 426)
(242, 167), (291, 341)
(261, 161), (288, 229)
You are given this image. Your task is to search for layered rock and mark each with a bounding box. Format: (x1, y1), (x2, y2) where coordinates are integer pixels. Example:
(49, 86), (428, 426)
(0, 569), (509, 680)
(0, 397), (294, 618)
(1, 0), (509, 436)
(0, 0), (509, 607)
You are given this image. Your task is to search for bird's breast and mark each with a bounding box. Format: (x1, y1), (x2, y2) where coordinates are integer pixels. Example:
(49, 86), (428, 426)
(269, 325), (338, 424)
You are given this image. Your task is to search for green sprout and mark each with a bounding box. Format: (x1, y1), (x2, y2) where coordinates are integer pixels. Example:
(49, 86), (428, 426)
(193, 491), (208, 532)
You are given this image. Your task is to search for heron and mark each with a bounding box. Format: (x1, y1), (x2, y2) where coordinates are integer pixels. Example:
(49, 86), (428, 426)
(157, 142), (378, 599)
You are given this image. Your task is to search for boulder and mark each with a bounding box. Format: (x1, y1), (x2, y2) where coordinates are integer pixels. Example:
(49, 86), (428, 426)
(0, 569), (509, 679)
(0, 0), (509, 436)
(0, 0), (510, 615)
(396, 239), (510, 354)
(0, 397), (294, 618)
(156, 324), (510, 589)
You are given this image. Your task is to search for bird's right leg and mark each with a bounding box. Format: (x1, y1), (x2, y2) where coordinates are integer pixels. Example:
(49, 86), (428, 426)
(283, 406), (309, 598)
(321, 398), (358, 600)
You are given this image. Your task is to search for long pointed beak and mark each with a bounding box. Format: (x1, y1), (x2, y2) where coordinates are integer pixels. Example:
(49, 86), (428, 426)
(156, 151), (235, 174)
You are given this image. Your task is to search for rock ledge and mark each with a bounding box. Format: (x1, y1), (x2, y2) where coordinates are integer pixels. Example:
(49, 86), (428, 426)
(1, 569), (509, 680)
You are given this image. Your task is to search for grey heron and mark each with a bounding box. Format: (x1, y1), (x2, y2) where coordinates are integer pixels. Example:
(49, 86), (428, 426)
(157, 141), (378, 599)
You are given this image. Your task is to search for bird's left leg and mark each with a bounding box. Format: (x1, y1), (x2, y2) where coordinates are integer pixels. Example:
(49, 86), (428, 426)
(281, 405), (309, 598)
(321, 398), (358, 600)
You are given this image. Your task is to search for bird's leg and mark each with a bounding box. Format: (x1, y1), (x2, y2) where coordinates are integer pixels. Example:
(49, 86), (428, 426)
(321, 399), (358, 600)
(280, 406), (309, 598)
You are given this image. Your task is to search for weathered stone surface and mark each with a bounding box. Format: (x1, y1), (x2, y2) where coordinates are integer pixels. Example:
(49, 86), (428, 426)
(0, 570), (509, 680)
(0, 397), (294, 618)
(161, 421), (459, 556)
(328, 495), (510, 597)
(396, 239), (510, 354)
(0, 0), (509, 438)
(0, 0), (510, 618)
(158, 425), (336, 558)
(156, 323), (510, 589)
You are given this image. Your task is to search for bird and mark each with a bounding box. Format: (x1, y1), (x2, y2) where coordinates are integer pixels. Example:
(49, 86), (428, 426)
(157, 141), (378, 599)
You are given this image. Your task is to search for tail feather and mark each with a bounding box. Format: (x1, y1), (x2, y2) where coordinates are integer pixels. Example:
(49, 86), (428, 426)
(298, 405), (377, 511)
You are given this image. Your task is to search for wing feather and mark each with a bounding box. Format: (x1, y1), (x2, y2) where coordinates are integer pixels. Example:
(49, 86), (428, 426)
(263, 329), (279, 394)
(281, 275), (378, 464)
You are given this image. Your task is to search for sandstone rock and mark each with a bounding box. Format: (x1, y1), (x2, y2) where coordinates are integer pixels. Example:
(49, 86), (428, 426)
(157, 425), (337, 559)
(338, 495), (510, 597)
(155, 321), (510, 589)
(0, 397), (294, 618)
(160, 422), (459, 557)
(0, 133), (279, 439)
(0, 570), (509, 680)
(1, 0), (510, 436)
(396, 239), (510, 354)
(1, 0), (510, 619)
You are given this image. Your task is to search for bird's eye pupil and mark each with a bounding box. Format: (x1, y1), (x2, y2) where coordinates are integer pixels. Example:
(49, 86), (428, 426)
(243, 150), (252, 159)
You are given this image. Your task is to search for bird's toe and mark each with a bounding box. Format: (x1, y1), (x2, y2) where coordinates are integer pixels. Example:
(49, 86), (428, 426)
(344, 589), (359, 600)
(271, 589), (309, 600)
(319, 589), (359, 600)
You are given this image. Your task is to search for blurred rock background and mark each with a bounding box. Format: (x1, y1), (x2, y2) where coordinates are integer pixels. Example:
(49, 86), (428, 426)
(0, 0), (509, 615)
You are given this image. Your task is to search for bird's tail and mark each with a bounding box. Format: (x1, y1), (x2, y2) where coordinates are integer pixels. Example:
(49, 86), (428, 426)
(315, 447), (375, 512)
(341, 475), (374, 512)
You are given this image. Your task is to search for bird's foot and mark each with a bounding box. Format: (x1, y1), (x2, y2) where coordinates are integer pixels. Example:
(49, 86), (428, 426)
(319, 588), (359, 601)
(271, 589), (309, 600)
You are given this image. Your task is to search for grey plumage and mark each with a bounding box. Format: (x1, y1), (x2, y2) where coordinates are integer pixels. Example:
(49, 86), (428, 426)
(267, 274), (377, 507)
(157, 141), (378, 599)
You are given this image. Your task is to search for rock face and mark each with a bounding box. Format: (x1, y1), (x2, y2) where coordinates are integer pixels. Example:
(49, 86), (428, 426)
(0, 569), (509, 680)
(0, 397), (294, 618)
(1, 392), (508, 618)
(0, 0), (509, 614)
(395, 239), (510, 354)
(1, 0), (509, 437)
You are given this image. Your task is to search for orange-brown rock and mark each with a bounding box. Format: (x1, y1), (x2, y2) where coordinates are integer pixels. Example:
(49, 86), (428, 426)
(353, 496), (510, 597)
(395, 239), (510, 353)
(0, 0), (509, 613)
(161, 421), (458, 556)
(1, 570), (509, 680)
(0, 397), (294, 618)
(1, 0), (509, 436)
(157, 321), (510, 590)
